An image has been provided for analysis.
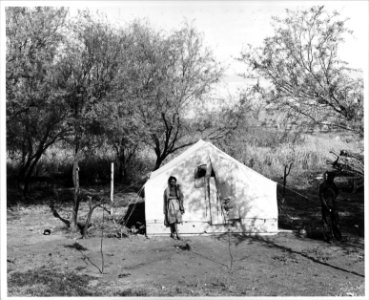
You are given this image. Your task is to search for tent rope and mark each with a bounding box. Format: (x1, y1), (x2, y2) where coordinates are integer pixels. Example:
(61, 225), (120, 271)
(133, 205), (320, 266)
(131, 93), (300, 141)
(278, 183), (310, 201)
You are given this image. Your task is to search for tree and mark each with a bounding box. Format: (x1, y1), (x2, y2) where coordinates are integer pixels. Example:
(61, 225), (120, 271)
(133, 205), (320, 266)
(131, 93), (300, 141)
(55, 11), (124, 230)
(98, 96), (144, 183)
(124, 23), (223, 170)
(191, 96), (249, 147)
(240, 6), (363, 135)
(6, 7), (70, 195)
(96, 27), (147, 183)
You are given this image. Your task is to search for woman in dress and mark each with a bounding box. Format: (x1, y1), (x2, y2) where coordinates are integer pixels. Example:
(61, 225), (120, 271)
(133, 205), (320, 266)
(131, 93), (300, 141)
(163, 176), (185, 239)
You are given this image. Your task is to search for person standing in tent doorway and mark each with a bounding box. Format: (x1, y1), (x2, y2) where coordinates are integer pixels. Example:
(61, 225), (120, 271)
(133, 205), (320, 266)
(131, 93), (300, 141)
(164, 176), (185, 240)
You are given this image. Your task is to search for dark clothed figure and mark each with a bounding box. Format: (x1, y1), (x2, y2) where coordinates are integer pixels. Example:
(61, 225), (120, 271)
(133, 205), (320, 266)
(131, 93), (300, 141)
(319, 171), (342, 242)
(163, 176), (184, 240)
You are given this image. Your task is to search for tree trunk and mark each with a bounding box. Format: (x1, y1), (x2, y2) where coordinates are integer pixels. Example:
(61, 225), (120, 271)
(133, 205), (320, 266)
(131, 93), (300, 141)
(70, 154), (81, 231)
(154, 156), (164, 171)
(282, 162), (293, 200)
(82, 197), (96, 238)
(116, 141), (138, 183)
(18, 151), (44, 198)
(18, 153), (32, 195)
(282, 169), (287, 198)
(117, 149), (127, 183)
(152, 133), (167, 171)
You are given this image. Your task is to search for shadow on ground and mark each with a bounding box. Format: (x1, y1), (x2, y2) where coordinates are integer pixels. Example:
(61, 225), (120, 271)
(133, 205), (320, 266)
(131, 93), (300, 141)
(217, 233), (364, 278)
(277, 184), (364, 240)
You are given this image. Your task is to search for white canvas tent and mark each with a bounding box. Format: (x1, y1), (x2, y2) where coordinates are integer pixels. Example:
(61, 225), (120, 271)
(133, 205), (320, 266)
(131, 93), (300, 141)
(145, 139), (278, 236)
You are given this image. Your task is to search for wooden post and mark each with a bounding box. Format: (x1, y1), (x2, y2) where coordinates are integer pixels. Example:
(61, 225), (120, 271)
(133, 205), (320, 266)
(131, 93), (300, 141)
(110, 162), (114, 215)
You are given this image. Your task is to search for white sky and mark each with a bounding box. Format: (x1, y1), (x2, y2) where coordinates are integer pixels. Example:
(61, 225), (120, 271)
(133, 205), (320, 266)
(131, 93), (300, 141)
(78, 1), (369, 96)
(2, 1), (368, 97)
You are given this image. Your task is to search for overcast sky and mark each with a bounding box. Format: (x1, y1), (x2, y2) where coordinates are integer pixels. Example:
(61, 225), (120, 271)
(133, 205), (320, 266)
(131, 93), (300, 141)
(75, 0), (369, 97)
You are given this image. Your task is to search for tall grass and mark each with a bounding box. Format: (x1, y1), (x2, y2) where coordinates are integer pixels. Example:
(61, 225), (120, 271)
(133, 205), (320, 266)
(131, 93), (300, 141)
(216, 129), (363, 189)
(7, 128), (362, 194)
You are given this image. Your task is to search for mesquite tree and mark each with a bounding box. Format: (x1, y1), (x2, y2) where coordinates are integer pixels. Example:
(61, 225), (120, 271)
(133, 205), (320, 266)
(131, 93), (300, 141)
(240, 6), (363, 135)
(123, 23), (223, 170)
(6, 7), (69, 195)
(56, 12), (124, 230)
(98, 28), (146, 182)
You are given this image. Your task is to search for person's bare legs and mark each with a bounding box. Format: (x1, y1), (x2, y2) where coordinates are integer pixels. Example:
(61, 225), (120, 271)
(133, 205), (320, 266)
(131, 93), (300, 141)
(174, 223), (181, 240)
(170, 224), (175, 238)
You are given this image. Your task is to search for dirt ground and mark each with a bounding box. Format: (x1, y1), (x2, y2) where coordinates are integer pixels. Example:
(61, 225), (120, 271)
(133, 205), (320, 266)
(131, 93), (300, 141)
(6, 188), (365, 297)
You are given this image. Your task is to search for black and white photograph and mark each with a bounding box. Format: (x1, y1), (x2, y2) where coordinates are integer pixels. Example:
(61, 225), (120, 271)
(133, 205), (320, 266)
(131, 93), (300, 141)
(0, 0), (367, 297)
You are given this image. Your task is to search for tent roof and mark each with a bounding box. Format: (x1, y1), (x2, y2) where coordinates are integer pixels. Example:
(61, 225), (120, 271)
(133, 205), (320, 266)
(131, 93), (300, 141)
(149, 139), (275, 184)
(205, 142), (275, 184)
(149, 139), (209, 179)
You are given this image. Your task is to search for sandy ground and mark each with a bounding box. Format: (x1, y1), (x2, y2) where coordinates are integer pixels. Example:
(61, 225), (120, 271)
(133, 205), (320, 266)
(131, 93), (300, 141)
(7, 202), (365, 297)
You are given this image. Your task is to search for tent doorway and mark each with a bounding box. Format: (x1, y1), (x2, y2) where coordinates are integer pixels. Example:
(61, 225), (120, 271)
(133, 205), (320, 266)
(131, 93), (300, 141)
(208, 177), (224, 225)
(194, 164), (223, 226)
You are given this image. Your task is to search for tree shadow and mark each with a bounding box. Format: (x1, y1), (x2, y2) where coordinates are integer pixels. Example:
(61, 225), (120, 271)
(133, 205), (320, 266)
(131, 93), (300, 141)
(238, 235), (365, 278)
(213, 233), (364, 282)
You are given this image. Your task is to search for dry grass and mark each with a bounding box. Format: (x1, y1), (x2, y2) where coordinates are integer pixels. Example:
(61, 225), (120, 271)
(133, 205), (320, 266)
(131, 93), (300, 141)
(8, 266), (98, 296)
(7, 129), (362, 197)
(228, 132), (363, 188)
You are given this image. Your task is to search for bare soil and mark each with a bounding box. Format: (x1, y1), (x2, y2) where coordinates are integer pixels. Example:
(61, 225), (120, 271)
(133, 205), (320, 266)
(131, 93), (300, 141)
(6, 188), (365, 296)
